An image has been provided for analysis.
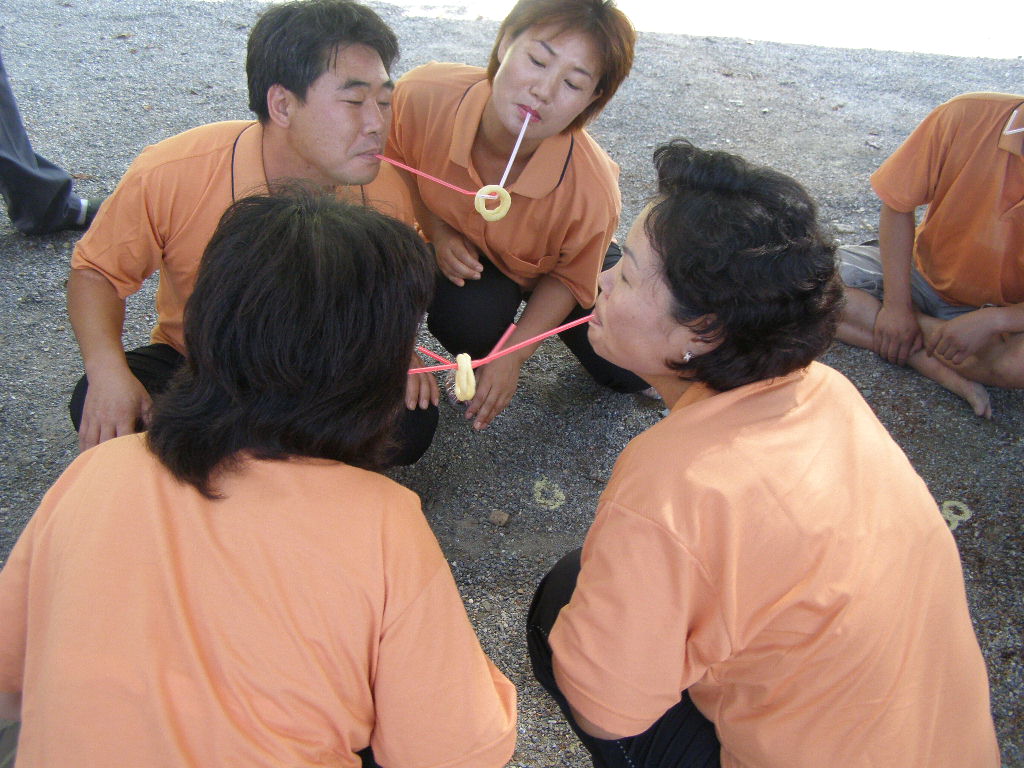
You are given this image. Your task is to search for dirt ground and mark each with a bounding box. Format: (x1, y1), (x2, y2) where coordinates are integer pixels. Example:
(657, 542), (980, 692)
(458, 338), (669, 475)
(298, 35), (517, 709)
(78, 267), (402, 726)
(0, 0), (1021, 764)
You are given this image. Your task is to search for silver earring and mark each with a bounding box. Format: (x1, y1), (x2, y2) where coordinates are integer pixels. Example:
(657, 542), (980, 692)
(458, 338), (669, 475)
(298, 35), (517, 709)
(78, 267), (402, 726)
(683, 351), (693, 363)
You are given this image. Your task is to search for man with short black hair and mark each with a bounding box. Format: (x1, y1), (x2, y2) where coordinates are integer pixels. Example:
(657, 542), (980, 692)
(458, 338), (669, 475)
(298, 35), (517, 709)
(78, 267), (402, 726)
(67, 0), (438, 461)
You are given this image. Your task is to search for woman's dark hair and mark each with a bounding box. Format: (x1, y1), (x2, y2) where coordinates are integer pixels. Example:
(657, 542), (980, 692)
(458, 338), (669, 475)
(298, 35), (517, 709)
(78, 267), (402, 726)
(146, 189), (434, 497)
(486, 0), (635, 132)
(247, 0), (399, 122)
(646, 140), (843, 391)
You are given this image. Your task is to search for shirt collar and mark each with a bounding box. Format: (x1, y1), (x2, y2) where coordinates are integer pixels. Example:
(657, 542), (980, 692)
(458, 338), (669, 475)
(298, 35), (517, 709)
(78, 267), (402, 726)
(450, 77), (574, 200)
(231, 121), (270, 200)
(670, 381), (717, 413)
(998, 104), (1024, 156)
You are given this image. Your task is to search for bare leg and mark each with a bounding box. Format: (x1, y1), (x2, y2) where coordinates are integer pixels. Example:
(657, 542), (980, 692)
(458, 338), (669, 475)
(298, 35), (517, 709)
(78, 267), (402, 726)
(837, 288), (992, 418)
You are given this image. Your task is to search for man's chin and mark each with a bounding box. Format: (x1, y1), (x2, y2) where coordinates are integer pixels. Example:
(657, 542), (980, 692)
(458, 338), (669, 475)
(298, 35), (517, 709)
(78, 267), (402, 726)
(338, 170), (379, 187)
(586, 325), (609, 360)
(335, 158), (381, 187)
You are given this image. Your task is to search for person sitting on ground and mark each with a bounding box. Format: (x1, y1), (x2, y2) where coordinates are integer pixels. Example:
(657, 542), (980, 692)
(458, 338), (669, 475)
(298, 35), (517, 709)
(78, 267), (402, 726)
(0, 191), (517, 768)
(68, 0), (439, 463)
(0, 48), (102, 234)
(836, 91), (1024, 419)
(528, 140), (999, 768)
(386, 0), (650, 431)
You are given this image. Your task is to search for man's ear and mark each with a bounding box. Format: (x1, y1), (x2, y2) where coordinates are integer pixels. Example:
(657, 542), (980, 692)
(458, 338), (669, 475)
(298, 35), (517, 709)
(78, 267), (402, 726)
(266, 84), (296, 128)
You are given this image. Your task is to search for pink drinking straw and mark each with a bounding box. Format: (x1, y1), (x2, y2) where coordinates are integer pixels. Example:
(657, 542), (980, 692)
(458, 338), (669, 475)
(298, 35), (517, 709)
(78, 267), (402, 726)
(374, 155), (497, 199)
(410, 314), (592, 374)
(487, 323), (517, 358)
(497, 112), (531, 189)
(376, 112), (531, 201)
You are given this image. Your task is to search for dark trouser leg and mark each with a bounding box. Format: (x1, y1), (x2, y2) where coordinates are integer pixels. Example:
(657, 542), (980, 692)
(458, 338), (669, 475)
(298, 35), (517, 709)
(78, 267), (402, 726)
(426, 259), (523, 359)
(69, 343), (185, 432)
(387, 404), (438, 466)
(0, 51), (78, 234)
(559, 242), (648, 393)
(0, 718), (18, 768)
(357, 745), (379, 767)
(528, 550), (721, 768)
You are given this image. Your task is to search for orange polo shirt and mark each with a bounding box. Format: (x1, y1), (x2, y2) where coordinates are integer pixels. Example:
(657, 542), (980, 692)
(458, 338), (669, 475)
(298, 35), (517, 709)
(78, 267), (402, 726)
(386, 62), (621, 308)
(871, 91), (1024, 307)
(551, 363), (999, 767)
(0, 434), (516, 768)
(71, 121), (414, 354)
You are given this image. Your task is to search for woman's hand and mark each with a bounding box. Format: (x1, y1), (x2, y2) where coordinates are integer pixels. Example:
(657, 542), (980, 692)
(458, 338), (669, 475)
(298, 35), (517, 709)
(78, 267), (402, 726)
(431, 217), (483, 286)
(465, 353), (524, 430)
(406, 351), (439, 410)
(459, 275), (578, 429)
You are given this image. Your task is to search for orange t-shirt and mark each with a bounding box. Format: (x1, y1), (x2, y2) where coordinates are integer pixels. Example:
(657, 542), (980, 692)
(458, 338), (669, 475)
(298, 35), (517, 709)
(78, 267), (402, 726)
(0, 435), (516, 768)
(871, 91), (1024, 307)
(71, 121), (415, 354)
(386, 62), (621, 308)
(550, 363), (999, 768)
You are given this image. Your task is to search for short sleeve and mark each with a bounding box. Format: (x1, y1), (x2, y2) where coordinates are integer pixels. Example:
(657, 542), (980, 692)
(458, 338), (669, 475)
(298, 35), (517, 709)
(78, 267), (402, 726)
(0, 520), (33, 692)
(547, 146), (620, 308)
(0, 451), (98, 692)
(871, 99), (963, 213)
(369, 510), (516, 768)
(70, 155), (166, 299)
(549, 500), (729, 738)
(550, 213), (618, 308)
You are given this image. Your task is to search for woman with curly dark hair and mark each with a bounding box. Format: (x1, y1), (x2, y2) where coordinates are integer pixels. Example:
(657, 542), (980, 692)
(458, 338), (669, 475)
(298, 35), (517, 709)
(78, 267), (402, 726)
(528, 141), (998, 768)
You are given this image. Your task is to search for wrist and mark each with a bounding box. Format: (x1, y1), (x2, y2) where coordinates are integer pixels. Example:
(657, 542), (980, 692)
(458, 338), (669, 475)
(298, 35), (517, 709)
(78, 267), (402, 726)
(880, 297), (914, 314)
(985, 305), (1023, 334)
(83, 352), (133, 383)
(490, 347), (530, 369)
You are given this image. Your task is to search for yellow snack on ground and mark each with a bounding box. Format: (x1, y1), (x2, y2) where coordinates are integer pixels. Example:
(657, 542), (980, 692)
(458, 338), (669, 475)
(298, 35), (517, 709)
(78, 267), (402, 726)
(454, 353), (476, 401)
(474, 185), (511, 222)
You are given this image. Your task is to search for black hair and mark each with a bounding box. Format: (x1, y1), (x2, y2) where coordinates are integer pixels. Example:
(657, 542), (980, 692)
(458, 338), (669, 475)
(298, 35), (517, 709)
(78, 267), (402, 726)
(247, 0), (399, 122)
(146, 189), (434, 497)
(646, 140), (843, 391)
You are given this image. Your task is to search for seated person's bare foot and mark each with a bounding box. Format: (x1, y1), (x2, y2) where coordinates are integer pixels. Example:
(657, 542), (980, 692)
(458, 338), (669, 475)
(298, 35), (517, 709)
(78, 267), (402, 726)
(912, 350), (992, 419)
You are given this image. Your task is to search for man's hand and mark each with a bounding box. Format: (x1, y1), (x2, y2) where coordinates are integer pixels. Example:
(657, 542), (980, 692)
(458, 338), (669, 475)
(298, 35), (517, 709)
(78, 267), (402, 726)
(925, 309), (1000, 366)
(77, 368), (152, 452)
(464, 354), (523, 431)
(431, 219), (483, 286)
(406, 351), (439, 410)
(873, 304), (923, 365)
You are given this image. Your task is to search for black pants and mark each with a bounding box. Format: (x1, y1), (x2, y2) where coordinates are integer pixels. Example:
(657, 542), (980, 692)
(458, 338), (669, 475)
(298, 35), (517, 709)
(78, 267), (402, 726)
(427, 244), (648, 393)
(69, 343), (438, 466)
(0, 50), (81, 234)
(528, 550), (721, 768)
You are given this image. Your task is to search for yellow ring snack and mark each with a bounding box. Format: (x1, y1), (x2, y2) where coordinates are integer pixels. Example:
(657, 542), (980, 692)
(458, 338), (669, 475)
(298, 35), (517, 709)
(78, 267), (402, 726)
(454, 353), (476, 401)
(474, 185), (511, 222)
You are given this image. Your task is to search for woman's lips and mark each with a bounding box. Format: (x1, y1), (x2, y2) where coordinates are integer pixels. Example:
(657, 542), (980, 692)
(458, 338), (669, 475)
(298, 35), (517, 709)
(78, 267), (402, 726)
(517, 104), (541, 121)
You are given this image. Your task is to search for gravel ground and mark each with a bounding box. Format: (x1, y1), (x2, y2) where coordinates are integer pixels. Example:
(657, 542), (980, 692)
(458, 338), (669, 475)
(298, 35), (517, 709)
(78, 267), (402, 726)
(0, 1), (1021, 764)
